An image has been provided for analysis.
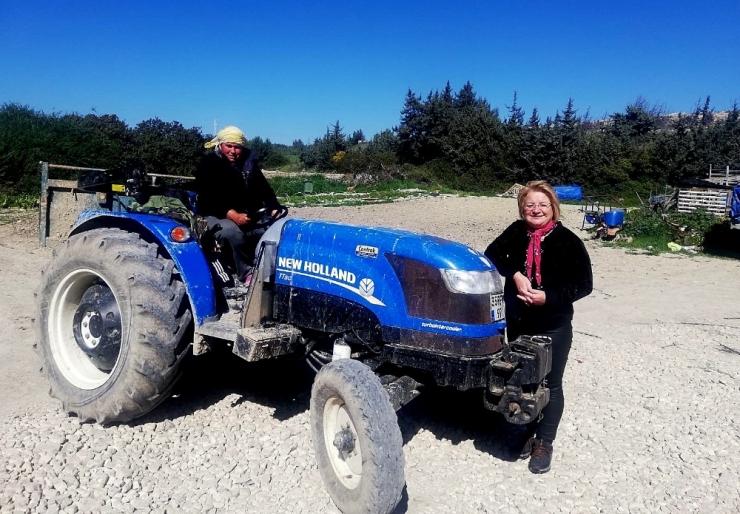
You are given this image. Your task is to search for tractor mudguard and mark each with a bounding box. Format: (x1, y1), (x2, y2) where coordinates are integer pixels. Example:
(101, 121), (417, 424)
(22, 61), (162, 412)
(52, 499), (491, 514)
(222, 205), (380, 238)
(70, 210), (217, 325)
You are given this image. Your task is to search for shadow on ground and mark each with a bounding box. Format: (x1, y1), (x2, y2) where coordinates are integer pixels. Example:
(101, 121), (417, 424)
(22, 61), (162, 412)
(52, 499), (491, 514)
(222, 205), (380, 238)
(704, 223), (740, 259)
(132, 343), (315, 426)
(133, 344), (528, 463)
(396, 385), (527, 463)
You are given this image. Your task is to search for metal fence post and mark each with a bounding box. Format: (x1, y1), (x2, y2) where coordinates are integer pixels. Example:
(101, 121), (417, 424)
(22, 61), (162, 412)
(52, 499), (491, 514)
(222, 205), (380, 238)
(39, 161), (49, 247)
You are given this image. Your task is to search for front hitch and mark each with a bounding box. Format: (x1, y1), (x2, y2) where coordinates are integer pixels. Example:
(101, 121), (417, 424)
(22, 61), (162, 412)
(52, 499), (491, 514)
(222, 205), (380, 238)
(484, 335), (552, 424)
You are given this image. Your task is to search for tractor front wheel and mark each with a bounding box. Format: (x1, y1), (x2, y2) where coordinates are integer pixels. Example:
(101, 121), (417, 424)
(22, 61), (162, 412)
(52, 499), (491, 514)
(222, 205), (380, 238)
(310, 358), (405, 514)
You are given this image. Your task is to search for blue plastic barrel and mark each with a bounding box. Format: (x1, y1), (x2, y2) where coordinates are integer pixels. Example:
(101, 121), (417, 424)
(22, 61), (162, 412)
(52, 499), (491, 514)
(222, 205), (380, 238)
(603, 209), (625, 227)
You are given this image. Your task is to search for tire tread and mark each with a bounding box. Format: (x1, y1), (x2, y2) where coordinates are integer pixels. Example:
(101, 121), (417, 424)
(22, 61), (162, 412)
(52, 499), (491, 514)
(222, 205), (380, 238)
(35, 228), (192, 425)
(310, 359), (404, 514)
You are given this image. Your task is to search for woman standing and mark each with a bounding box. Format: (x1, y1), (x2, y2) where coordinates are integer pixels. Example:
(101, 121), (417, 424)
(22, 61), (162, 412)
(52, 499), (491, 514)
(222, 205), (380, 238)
(484, 181), (593, 474)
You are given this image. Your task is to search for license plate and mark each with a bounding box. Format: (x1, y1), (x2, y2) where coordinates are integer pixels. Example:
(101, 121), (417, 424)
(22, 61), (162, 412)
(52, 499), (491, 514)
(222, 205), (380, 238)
(491, 293), (505, 321)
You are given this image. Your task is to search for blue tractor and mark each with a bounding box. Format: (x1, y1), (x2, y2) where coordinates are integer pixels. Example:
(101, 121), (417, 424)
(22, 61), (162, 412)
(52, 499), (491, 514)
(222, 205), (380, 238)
(732, 185), (740, 229)
(36, 168), (552, 514)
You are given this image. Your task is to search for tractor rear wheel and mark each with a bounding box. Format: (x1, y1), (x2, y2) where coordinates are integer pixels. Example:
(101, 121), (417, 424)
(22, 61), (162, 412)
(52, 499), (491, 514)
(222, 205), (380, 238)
(35, 229), (192, 424)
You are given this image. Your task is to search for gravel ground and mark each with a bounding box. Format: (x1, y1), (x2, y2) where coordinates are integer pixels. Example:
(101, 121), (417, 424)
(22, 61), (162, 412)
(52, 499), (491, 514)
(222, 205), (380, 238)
(1, 195), (739, 513)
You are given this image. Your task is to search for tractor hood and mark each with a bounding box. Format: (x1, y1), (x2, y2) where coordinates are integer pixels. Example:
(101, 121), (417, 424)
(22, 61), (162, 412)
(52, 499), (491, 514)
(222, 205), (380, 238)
(273, 219), (504, 347)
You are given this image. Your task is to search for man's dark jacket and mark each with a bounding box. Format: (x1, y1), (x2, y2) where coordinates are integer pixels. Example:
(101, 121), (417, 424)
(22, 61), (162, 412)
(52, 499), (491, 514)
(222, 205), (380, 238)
(194, 150), (279, 219)
(484, 220), (593, 331)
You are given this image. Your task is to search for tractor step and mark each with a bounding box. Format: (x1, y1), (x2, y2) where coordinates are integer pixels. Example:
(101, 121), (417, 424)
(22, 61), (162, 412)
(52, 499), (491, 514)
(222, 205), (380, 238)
(197, 312), (241, 342)
(233, 324), (303, 362)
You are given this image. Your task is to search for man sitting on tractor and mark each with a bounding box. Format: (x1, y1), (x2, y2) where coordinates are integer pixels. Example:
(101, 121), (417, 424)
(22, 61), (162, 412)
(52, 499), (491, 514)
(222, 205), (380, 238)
(194, 126), (281, 286)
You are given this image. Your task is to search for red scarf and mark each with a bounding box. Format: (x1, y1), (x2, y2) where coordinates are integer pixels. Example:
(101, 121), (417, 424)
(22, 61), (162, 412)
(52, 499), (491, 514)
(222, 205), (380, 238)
(525, 221), (556, 286)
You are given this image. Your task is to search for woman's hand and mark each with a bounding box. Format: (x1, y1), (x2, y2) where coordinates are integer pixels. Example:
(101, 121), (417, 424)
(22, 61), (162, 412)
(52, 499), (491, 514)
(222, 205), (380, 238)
(512, 272), (532, 296)
(519, 289), (546, 306)
(226, 209), (250, 226)
(513, 272), (546, 306)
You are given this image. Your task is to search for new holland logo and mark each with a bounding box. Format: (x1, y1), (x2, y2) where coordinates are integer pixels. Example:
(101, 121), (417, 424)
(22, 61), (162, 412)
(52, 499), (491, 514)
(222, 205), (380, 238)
(275, 257), (385, 306)
(359, 278), (375, 297)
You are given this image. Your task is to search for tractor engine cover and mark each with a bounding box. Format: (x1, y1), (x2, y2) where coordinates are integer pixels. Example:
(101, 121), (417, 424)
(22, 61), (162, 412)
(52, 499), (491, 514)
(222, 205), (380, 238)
(271, 219), (506, 356)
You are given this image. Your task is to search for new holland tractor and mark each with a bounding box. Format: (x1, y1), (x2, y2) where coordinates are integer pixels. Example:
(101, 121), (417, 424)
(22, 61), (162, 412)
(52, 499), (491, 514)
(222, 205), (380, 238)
(35, 168), (552, 514)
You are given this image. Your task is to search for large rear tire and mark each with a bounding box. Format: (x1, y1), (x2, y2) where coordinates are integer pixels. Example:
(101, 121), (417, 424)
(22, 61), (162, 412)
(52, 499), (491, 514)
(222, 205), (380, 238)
(35, 229), (192, 424)
(310, 359), (405, 514)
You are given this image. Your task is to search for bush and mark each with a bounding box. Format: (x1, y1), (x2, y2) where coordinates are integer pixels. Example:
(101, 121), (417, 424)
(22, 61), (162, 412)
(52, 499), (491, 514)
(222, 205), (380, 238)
(334, 150), (405, 184)
(620, 207), (726, 251)
(403, 159), (454, 187)
(621, 209), (673, 240)
(262, 153), (290, 169)
(669, 209), (723, 246)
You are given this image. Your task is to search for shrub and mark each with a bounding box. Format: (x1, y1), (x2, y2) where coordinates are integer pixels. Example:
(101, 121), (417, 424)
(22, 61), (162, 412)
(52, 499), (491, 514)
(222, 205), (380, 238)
(621, 209), (673, 240)
(621, 207), (725, 250)
(670, 208), (725, 246)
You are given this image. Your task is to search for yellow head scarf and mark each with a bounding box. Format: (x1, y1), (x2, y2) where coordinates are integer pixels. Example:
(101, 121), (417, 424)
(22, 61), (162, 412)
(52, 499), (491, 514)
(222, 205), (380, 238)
(204, 126), (248, 149)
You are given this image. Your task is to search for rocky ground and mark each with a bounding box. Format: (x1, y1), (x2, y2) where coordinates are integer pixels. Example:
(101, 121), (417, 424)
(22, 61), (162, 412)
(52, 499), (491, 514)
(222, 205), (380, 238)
(1, 196), (739, 513)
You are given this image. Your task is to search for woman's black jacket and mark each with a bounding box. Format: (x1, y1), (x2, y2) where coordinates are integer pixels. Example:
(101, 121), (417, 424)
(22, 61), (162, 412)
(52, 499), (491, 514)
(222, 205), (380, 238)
(194, 151), (280, 220)
(484, 220), (593, 331)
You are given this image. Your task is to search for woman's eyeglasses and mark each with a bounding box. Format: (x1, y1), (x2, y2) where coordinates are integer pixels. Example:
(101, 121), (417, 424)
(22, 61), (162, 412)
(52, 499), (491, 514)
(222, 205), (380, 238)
(523, 203), (552, 211)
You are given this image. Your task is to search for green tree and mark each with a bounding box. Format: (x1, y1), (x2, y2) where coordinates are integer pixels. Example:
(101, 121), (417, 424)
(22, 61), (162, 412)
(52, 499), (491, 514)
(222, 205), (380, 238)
(132, 118), (206, 176)
(396, 90), (427, 164)
(367, 129), (398, 154)
(505, 91), (525, 126)
(527, 107), (541, 129)
(0, 103), (50, 194)
(299, 121), (348, 171)
(349, 129), (366, 145)
(248, 136), (289, 169)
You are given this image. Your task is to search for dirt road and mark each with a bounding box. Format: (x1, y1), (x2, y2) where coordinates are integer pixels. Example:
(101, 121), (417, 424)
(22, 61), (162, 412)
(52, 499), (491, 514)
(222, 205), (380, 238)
(1, 197), (739, 513)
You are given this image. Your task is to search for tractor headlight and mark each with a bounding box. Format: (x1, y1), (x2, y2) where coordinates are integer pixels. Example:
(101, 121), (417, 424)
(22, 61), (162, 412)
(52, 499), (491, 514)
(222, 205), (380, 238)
(441, 269), (503, 295)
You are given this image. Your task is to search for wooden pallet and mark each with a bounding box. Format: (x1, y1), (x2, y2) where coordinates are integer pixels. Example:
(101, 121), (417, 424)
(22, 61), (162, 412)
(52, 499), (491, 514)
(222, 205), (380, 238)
(677, 189), (731, 216)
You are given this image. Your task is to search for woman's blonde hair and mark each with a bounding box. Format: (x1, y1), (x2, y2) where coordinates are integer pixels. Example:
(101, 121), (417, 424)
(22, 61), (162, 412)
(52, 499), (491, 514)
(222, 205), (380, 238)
(517, 180), (561, 222)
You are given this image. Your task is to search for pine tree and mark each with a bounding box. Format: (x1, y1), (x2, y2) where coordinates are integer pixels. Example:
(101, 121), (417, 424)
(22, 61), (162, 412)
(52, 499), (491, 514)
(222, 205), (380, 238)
(506, 92), (525, 126)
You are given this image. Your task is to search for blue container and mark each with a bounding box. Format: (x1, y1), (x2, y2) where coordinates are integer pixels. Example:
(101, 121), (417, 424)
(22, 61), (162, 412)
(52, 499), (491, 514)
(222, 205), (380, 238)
(584, 212), (601, 224)
(603, 209), (625, 227)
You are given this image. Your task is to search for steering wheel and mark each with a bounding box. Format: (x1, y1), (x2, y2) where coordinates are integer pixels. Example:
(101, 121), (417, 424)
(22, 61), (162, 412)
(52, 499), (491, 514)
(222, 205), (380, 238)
(248, 205), (289, 228)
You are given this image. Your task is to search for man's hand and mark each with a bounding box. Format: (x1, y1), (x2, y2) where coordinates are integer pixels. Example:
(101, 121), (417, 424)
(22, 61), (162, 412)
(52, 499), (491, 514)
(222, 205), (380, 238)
(226, 209), (250, 226)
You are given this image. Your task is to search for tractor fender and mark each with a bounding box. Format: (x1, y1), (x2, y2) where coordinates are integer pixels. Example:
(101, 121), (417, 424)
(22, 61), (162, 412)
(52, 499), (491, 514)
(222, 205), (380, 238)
(69, 210), (217, 325)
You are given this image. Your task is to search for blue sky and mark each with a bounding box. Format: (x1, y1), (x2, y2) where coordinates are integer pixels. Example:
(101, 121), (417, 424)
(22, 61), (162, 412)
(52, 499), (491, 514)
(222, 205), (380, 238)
(1, 1), (739, 145)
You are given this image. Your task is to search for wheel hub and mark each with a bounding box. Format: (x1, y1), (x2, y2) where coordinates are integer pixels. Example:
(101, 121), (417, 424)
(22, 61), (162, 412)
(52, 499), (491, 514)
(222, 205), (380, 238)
(72, 283), (122, 372)
(78, 311), (103, 349)
(323, 397), (363, 489)
(333, 425), (356, 454)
